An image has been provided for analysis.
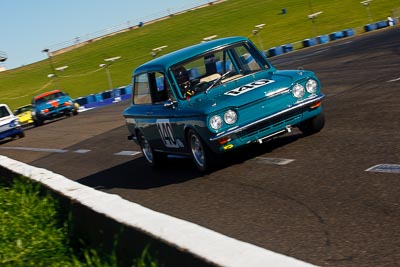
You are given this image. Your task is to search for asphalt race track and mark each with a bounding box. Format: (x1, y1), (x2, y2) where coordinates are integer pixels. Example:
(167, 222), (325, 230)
(1, 27), (400, 266)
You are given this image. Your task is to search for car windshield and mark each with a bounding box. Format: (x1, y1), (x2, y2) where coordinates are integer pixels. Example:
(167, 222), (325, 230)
(35, 92), (65, 105)
(14, 105), (32, 115)
(0, 106), (11, 118)
(171, 42), (268, 98)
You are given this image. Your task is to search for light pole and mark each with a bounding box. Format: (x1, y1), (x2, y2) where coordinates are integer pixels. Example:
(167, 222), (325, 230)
(0, 51), (7, 62)
(47, 65), (68, 89)
(151, 46), (168, 58)
(252, 24), (265, 51)
(56, 65), (69, 72)
(202, 35), (218, 43)
(361, 0), (373, 23)
(308, 11), (323, 36)
(100, 56), (121, 90)
(99, 63), (113, 90)
(42, 48), (57, 76)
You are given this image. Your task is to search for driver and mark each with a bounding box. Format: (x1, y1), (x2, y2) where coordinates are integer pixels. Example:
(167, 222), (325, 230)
(172, 66), (194, 99)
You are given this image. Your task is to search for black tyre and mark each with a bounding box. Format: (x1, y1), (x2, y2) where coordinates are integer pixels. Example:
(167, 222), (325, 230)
(18, 132), (25, 138)
(187, 129), (215, 172)
(299, 112), (325, 136)
(138, 132), (165, 168)
(34, 118), (43, 127)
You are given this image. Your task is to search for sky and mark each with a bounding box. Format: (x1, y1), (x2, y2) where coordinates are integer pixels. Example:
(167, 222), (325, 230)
(1, 0), (210, 70)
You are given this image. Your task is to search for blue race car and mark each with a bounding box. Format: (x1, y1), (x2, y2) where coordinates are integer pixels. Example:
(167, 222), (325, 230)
(123, 36), (325, 172)
(31, 89), (78, 126)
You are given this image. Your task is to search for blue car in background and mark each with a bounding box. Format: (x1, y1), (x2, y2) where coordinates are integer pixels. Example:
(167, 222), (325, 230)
(123, 36), (325, 172)
(31, 89), (78, 126)
(0, 103), (24, 140)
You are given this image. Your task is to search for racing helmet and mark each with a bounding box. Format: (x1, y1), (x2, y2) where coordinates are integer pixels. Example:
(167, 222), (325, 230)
(173, 66), (190, 92)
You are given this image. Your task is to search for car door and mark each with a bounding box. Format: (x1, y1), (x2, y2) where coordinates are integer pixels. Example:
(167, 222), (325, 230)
(132, 72), (185, 153)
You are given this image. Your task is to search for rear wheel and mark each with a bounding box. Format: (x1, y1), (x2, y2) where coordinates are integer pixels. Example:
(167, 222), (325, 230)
(138, 132), (165, 168)
(299, 112), (325, 136)
(188, 129), (215, 172)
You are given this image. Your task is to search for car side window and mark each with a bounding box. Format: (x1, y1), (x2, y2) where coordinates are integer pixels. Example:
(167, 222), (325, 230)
(0, 106), (9, 117)
(152, 72), (171, 104)
(133, 73), (152, 105)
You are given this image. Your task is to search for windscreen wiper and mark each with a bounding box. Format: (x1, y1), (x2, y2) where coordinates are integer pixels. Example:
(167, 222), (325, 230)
(205, 70), (232, 94)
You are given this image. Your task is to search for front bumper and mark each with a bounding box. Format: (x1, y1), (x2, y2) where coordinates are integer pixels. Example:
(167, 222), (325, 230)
(19, 117), (34, 125)
(209, 94), (324, 152)
(36, 106), (75, 120)
(0, 127), (23, 140)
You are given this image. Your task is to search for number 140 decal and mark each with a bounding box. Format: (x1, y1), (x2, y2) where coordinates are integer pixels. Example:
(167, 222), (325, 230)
(156, 119), (184, 148)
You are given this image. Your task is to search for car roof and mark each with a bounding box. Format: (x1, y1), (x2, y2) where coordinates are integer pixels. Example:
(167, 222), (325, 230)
(34, 90), (62, 100)
(133, 36), (249, 75)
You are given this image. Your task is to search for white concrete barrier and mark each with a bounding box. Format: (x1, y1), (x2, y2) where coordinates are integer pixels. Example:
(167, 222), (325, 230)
(0, 155), (316, 267)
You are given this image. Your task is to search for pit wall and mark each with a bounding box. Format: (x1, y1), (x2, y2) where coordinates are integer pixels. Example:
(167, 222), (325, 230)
(0, 155), (315, 267)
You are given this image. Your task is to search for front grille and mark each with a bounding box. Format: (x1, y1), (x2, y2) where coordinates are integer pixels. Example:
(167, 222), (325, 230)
(237, 111), (301, 140)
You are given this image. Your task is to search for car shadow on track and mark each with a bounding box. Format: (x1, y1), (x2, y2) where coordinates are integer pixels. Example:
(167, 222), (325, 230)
(220, 132), (303, 166)
(0, 135), (25, 145)
(77, 156), (200, 190)
(77, 133), (303, 191)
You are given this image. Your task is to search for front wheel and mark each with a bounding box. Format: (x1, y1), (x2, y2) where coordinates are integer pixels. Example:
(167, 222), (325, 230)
(187, 129), (215, 172)
(299, 112), (325, 136)
(34, 118), (43, 127)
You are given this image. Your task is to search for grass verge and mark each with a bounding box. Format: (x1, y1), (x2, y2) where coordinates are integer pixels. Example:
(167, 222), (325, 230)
(0, 176), (160, 267)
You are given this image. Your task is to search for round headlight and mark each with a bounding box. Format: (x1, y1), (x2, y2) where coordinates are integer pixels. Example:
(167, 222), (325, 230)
(292, 83), (305, 98)
(210, 115), (223, 130)
(306, 79), (318, 93)
(224, 110), (237, 125)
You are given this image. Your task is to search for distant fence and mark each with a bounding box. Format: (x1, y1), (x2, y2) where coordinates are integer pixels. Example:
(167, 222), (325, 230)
(49, 0), (221, 56)
(74, 84), (132, 110)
